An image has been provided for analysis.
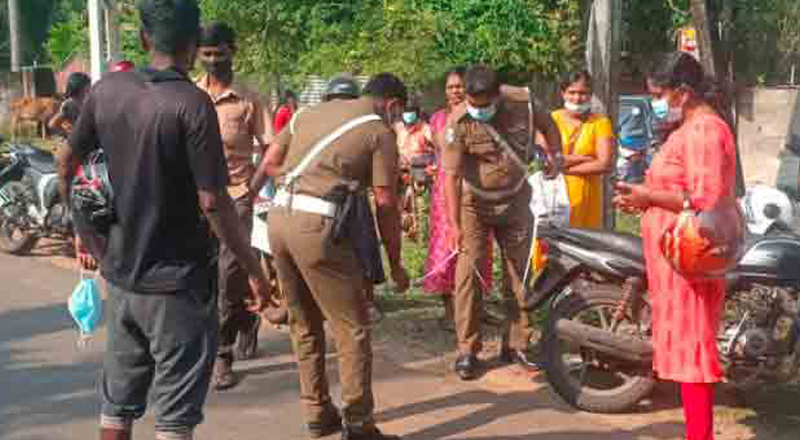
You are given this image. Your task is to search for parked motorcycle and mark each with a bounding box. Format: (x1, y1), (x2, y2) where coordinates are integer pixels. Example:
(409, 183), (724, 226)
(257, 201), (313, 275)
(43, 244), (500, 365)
(523, 223), (800, 413)
(0, 142), (72, 254)
(741, 184), (799, 236)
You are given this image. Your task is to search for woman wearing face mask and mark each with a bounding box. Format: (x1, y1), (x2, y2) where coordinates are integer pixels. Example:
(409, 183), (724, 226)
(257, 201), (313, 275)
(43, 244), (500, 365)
(425, 68), (494, 330)
(613, 51), (736, 440)
(549, 70), (615, 229)
(396, 96), (434, 169)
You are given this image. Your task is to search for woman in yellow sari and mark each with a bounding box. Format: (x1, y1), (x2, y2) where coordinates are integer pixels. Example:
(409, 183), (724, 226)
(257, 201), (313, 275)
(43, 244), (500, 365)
(552, 70), (615, 228)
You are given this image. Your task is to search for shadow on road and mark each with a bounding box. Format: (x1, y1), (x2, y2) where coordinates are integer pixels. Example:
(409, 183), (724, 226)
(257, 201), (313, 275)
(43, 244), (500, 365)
(0, 301), (100, 439)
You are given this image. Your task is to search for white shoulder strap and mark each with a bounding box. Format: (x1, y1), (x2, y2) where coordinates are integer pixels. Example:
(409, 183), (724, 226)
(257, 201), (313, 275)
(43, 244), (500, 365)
(285, 113), (382, 185)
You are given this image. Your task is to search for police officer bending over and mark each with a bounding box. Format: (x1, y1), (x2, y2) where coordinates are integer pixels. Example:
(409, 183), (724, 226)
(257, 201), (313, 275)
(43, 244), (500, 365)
(443, 65), (563, 381)
(250, 73), (410, 440)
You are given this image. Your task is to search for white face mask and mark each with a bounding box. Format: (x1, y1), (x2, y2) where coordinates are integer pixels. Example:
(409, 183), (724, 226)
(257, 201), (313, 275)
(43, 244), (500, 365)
(565, 101), (591, 114)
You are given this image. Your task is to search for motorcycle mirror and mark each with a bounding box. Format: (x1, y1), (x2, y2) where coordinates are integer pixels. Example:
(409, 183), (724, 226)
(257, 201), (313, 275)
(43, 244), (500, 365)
(764, 203), (781, 220)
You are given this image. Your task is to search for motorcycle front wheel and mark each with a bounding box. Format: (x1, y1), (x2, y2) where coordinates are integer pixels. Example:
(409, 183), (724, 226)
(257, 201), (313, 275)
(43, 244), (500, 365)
(543, 284), (656, 413)
(0, 181), (39, 255)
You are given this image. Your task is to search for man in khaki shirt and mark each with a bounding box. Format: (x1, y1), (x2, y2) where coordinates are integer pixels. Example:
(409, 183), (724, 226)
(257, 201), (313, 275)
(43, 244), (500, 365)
(250, 73), (409, 440)
(195, 22), (273, 390)
(443, 65), (563, 380)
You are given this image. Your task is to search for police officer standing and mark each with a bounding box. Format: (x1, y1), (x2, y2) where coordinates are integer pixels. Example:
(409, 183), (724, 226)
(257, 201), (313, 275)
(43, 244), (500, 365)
(251, 73), (410, 440)
(194, 22), (274, 390)
(442, 65), (564, 380)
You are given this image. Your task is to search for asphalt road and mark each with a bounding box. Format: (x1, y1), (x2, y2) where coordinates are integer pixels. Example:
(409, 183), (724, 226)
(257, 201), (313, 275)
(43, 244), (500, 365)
(0, 251), (698, 440)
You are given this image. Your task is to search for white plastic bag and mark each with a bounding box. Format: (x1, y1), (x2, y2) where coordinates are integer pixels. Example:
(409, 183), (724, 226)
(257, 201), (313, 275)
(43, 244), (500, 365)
(528, 171), (571, 227)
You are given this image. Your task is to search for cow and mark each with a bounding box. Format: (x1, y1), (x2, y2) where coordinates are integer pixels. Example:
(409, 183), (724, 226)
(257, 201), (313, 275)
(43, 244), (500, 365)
(9, 96), (62, 140)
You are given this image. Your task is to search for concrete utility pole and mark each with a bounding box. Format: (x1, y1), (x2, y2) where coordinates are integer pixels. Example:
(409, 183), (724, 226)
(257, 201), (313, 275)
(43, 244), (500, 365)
(586, 0), (622, 229)
(88, 0), (105, 81)
(8, 0), (21, 72)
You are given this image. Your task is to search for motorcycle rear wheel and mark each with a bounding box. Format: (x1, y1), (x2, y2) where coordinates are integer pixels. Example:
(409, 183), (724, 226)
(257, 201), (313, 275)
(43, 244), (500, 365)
(0, 181), (39, 255)
(543, 284), (655, 413)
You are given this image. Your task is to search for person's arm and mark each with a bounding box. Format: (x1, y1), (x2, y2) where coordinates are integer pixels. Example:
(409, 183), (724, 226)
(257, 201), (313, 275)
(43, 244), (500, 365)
(615, 118), (731, 214)
(58, 97), (97, 206)
(48, 107), (67, 133)
(372, 131), (409, 292)
(441, 123), (465, 252)
(250, 125), (292, 196)
(564, 138), (615, 176)
(188, 98), (270, 311)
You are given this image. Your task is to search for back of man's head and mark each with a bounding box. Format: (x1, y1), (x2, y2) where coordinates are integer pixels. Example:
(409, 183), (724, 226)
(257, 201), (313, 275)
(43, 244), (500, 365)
(363, 73), (408, 104)
(198, 21), (236, 48)
(138, 0), (201, 55)
(465, 65), (500, 97)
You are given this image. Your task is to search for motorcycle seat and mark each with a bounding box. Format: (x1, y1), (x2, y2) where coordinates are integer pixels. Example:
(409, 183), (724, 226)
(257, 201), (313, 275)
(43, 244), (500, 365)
(27, 149), (57, 174)
(555, 227), (644, 261)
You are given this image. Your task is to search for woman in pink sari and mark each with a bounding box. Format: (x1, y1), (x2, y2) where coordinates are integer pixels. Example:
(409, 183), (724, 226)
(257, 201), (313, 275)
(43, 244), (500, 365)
(425, 68), (493, 329)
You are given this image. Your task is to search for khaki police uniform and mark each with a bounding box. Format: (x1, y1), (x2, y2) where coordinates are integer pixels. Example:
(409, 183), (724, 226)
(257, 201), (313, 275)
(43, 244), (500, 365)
(442, 101), (535, 356)
(195, 75), (273, 364)
(267, 98), (398, 426)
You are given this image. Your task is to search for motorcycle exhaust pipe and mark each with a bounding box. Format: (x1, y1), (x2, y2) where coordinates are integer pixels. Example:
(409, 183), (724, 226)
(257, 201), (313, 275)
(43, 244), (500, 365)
(554, 319), (653, 365)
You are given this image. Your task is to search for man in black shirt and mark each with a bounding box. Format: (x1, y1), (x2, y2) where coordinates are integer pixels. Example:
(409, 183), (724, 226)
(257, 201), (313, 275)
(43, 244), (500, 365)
(57, 1), (270, 439)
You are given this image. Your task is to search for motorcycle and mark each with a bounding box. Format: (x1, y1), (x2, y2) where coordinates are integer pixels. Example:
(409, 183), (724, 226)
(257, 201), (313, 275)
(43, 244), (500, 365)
(523, 223), (800, 414)
(616, 137), (658, 184)
(0, 142), (72, 254)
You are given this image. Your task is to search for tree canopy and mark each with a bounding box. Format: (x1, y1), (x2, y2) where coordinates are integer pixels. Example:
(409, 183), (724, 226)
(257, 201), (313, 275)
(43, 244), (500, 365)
(25, 0), (800, 89)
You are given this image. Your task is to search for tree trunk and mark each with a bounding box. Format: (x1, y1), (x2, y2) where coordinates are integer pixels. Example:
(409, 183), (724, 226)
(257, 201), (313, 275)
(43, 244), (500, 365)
(689, 0), (718, 78)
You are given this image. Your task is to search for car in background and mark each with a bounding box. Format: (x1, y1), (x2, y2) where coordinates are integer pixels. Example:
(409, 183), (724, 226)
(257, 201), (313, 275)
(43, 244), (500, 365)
(616, 95), (665, 183)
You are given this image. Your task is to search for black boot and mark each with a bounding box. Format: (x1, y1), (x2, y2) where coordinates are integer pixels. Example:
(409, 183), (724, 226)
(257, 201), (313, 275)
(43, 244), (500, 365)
(308, 405), (342, 438)
(454, 354), (479, 381)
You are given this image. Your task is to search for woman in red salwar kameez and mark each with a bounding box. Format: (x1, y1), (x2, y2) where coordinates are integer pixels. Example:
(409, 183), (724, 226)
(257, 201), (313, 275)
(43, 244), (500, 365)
(615, 52), (736, 440)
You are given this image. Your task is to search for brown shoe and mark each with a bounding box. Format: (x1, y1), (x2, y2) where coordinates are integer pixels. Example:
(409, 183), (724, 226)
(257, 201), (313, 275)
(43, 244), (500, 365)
(213, 357), (238, 391)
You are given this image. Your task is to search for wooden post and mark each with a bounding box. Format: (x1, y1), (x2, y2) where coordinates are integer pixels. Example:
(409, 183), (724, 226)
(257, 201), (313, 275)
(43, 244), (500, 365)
(586, 0), (622, 230)
(105, 3), (121, 65)
(8, 0), (21, 73)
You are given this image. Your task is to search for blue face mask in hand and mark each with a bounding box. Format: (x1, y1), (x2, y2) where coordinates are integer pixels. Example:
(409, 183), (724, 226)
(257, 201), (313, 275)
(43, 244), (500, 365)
(466, 102), (497, 122)
(68, 274), (103, 345)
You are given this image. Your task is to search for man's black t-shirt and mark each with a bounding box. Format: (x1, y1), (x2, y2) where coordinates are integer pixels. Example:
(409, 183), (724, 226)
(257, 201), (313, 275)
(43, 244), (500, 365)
(70, 68), (229, 293)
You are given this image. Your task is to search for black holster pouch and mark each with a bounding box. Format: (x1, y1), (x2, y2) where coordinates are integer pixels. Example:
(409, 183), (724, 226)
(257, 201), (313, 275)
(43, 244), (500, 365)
(324, 182), (386, 285)
(325, 182), (360, 245)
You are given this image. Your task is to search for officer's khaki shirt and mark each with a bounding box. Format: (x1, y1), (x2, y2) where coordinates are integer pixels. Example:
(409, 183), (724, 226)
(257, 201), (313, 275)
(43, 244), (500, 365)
(442, 101), (532, 205)
(273, 98), (398, 198)
(195, 74), (273, 199)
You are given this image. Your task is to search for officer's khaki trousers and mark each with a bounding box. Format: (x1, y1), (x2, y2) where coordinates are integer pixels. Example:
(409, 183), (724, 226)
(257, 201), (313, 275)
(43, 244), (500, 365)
(268, 207), (374, 425)
(454, 192), (535, 355)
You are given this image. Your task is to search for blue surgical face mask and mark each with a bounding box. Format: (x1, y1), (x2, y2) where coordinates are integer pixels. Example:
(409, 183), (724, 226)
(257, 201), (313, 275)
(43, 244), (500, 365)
(402, 111), (418, 125)
(466, 102), (497, 122)
(652, 97), (683, 123)
(68, 275), (103, 344)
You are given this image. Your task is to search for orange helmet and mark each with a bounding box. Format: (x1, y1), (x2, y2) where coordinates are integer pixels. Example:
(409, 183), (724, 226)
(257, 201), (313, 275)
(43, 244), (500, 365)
(109, 60), (135, 72)
(660, 198), (745, 278)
